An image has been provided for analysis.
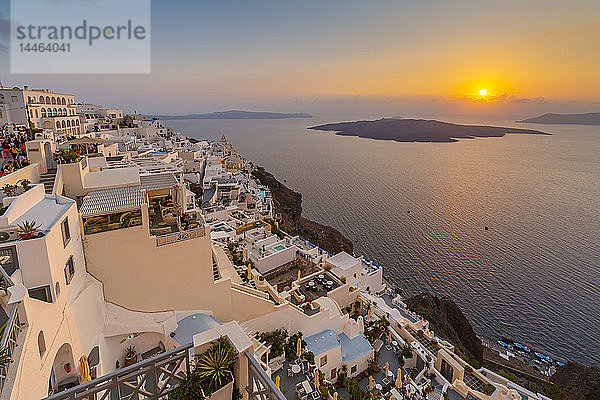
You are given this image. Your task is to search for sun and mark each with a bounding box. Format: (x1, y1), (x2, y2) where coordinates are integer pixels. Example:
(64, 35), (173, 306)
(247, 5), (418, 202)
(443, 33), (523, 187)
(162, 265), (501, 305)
(478, 89), (487, 96)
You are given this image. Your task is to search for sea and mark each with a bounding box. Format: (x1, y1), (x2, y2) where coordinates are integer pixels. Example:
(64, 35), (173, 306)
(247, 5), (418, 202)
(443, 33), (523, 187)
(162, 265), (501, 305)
(165, 114), (600, 367)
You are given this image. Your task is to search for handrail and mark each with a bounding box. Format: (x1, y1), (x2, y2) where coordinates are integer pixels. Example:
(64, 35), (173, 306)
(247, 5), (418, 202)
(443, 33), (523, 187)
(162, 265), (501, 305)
(43, 343), (194, 400)
(0, 303), (21, 395)
(245, 350), (286, 400)
(155, 225), (206, 247)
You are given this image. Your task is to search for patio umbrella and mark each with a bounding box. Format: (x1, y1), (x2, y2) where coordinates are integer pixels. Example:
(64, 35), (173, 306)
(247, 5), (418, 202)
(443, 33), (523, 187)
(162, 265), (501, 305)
(79, 355), (91, 383)
(298, 269), (301, 282)
(388, 330), (392, 344)
(296, 337), (302, 357)
(333, 392), (338, 400)
(265, 350), (269, 366)
(314, 369), (319, 388)
(275, 375), (280, 389)
(368, 376), (374, 391)
(395, 368), (402, 388)
(385, 362), (389, 378)
(247, 264), (252, 280)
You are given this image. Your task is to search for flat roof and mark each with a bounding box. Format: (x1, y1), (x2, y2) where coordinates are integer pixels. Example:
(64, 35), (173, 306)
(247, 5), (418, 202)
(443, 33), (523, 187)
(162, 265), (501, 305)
(339, 332), (372, 362)
(305, 329), (339, 356)
(327, 251), (360, 270)
(80, 186), (144, 216)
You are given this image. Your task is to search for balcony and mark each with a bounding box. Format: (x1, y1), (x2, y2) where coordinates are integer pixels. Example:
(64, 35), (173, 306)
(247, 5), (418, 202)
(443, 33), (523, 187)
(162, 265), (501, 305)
(155, 225), (206, 247)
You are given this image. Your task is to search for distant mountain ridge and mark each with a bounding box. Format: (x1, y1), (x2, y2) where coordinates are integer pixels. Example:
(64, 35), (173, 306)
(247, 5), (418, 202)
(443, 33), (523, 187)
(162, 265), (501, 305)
(517, 112), (600, 125)
(145, 110), (312, 120)
(309, 118), (549, 143)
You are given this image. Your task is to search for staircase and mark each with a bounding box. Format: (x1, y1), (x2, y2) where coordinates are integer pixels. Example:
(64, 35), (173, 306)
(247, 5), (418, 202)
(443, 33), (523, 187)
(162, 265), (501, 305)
(39, 169), (57, 194)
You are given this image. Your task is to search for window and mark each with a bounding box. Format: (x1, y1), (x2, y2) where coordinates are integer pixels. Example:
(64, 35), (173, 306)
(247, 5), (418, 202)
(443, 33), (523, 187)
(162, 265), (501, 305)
(330, 368), (337, 379)
(28, 285), (52, 303)
(11, 96), (17, 102)
(61, 217), (71, 247)
(38, 331), (46, 357)
(320, 355), (327, 367)
(64, 256), (75, 284)
(351, 365), (357, 374)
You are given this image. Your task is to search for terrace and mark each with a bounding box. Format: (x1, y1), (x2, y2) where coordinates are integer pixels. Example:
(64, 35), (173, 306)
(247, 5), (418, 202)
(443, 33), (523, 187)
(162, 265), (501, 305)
(293, 272), (341, 303)
(272, 332), (419, 400)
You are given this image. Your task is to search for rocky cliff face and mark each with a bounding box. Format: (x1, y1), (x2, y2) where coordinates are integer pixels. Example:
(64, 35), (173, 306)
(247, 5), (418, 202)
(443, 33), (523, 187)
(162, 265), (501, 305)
(252, 167), (353, 254)
(405, 293), (484, 364)
(551, 362), (600, 400)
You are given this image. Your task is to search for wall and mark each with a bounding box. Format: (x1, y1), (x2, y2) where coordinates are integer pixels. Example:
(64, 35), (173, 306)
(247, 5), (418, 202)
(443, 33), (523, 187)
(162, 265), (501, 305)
(0, 164), (40, 188)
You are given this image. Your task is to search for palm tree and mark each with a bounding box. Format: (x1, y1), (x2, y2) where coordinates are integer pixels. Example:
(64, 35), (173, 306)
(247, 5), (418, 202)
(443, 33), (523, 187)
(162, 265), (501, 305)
(0, 347), (12, 369)
(196, 339), (238, 392)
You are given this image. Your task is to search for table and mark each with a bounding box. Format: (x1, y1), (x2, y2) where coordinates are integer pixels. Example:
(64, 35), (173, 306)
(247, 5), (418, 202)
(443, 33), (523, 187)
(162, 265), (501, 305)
(308, 281), (315, 287)
(375, 384), (382, 391)
(291, 364), (301, 374)
(327, 280), (333, 286)
(318, 274), (324, 280)
(391, 340), (398, 346)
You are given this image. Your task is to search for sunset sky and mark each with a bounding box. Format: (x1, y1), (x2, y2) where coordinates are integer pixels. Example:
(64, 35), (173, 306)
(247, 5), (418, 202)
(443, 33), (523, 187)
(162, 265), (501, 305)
(0, 0), (599, 116)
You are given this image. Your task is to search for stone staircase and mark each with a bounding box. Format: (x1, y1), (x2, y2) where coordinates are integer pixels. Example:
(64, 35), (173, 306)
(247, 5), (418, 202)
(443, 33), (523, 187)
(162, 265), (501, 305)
(39, 169), (57, 194)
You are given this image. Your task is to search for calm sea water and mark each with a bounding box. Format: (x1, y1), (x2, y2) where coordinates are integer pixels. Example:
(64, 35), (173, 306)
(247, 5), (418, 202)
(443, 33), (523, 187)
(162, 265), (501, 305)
(166, 115), (600, 367)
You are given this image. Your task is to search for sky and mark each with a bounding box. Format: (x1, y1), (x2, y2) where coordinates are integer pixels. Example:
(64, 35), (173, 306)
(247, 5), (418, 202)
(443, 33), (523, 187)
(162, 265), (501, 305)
(0, 0), (599, 117)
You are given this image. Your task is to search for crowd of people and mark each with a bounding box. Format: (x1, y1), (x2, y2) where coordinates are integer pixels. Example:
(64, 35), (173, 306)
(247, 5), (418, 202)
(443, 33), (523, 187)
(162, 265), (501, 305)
(0, 130), (30, 177)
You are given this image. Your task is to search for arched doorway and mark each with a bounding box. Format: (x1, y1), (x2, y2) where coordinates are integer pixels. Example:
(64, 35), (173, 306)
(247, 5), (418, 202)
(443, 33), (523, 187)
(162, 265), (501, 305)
(44, 142), (53, 170)
(49, 343), (77, 394)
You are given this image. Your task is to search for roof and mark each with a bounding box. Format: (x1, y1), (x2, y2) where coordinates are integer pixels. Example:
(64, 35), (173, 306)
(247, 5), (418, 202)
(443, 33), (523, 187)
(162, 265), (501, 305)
(63, 137), (107, 145)
(305, 329), (340, 356)
(140, 174), (178, 191)
(173, 313), (221, 346)
(327, 251), (360, 270)
(80, 186), (144, 216)
(339, 332), (373, 362)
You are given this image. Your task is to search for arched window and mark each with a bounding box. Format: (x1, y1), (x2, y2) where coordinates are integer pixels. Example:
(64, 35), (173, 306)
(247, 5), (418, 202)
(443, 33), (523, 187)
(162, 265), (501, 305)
(61, 120), (66, 128)
(38, 331), (46, 357)
(41, 108), (47, 117)
(39, 96), (45, 104)
(62, 98), (66, 105)
(45, 96), (50, 104)
(35, 109), (39, 118)
(76, 119), (80, 126)
(56, 121), (60, 129)
(51, 97), (56, 105)
(53, 108), (58, 117)
(55, 282), (60, 299)
(28, 97), (32, 103)
(66, 120), (71, 127)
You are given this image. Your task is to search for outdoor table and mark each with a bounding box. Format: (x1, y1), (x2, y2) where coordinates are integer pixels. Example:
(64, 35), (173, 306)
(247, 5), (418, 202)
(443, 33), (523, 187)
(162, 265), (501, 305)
(292, 364), (301, 374)
(327, 280), (333, 286)
(375, 384), (382, 391)
(391, 340), (398, 346)
(318, 274), (324, 280)
(308, 281), (315, 287)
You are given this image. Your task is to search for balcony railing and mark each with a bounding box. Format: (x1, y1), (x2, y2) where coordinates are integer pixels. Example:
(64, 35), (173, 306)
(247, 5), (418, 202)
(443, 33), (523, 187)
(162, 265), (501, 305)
(43, 343), (193, 400)
(155, 225), (205, 247)
(0, 266), (24, 396)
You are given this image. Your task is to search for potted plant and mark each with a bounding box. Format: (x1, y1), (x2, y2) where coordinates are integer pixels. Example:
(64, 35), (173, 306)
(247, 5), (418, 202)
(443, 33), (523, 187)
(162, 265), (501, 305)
(2, 184), (17, 197)
(124, 346), (136, 366)
(17, 220), (41, 240)
(18, 179), (31, 191)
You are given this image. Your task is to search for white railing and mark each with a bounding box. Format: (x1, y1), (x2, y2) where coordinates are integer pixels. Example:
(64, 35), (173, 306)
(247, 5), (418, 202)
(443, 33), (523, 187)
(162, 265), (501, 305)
(155, 225), (205, 247)
(0, 267), (23, 396)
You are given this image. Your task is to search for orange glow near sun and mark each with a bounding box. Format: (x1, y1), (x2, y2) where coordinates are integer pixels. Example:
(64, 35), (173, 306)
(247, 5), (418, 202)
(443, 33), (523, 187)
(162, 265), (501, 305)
(478, 89), (487, 96)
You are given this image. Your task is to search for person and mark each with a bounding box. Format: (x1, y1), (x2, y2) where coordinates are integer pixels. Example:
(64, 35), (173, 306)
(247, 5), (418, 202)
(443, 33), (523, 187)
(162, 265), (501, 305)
(2, 140), (9, 158)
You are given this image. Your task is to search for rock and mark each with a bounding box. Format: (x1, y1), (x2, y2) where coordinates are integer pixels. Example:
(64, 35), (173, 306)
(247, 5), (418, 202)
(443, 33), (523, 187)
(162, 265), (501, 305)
(551, 362), (600, 400)
(405, 293), (483, 364)
(252, 166), (353, 255)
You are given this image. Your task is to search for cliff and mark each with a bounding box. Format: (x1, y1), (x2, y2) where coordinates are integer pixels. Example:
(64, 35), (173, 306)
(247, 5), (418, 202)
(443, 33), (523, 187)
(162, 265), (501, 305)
(252, 166), (353, 254)
(405, 293), (484, 364)
(551, 362), (600, 400)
